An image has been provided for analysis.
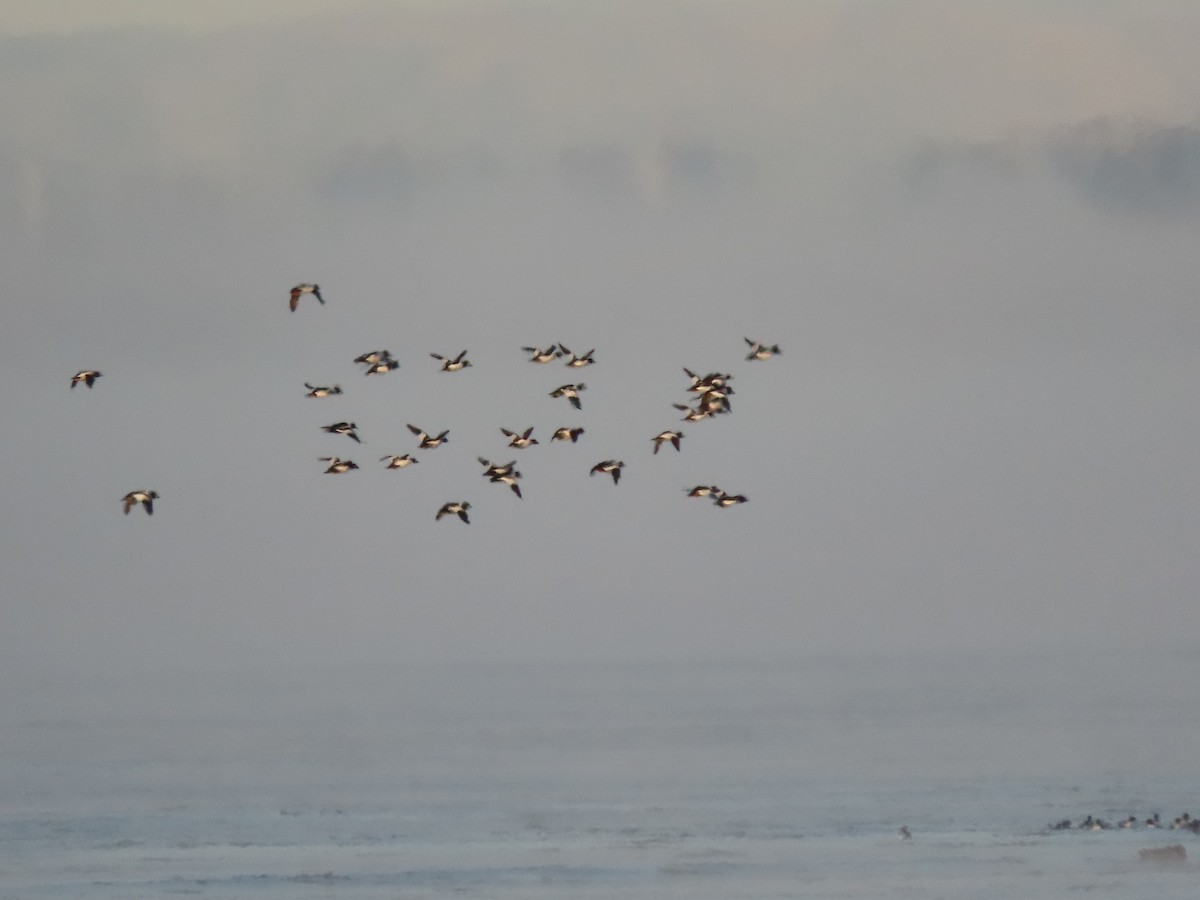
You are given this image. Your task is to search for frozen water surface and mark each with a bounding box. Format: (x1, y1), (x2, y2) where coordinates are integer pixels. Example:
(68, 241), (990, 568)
(3, 652), (1198, 898)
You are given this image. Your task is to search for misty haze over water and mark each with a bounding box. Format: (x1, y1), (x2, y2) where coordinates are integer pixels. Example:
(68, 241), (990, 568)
(4, 652), (1200, 897)
(3, 2), (1199, 895)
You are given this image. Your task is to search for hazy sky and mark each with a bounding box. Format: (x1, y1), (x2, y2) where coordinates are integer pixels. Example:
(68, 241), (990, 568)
(3, 1), (1198, 676)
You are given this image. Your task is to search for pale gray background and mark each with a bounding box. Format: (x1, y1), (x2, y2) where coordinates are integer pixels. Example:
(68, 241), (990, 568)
(2, 1), (1197, 678)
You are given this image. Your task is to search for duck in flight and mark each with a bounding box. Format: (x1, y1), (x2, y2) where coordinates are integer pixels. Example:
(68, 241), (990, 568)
(364, 357), (400, 375)
(381, 454), (418, 469)
(408, 424), (449, 449)
(502, 426), (539, 449)
(522, 345), (561, 364)
(71, 370), (102, 389)
(744, 337), (781, 361)
(489, 470), (523, 498)
(551, 426), (585, 443)
(558, 345), (595, 368)
(122, 490), (158, 515)
(712, 491), (748, 507)
(304, 383), (342, 398)
(320, 422), (362, 443)
(651, 430), (683, 454)
(673, 403), (713, 422)
(550, 383), (586, 410)
(436, 501), (471, 523)
(697, 388), (732, 415)
(289, 283), (324, 312)
(478, 458), (518, 478)
(431, 349), (471, 372)
(683, 368), (732, 392)
(590, 460), (624, 484)
(354, 350), (393, 368)
(319, 456), (359, 474)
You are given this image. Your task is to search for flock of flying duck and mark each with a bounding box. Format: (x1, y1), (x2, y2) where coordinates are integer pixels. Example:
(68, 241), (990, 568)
(75, 283), (780, 522)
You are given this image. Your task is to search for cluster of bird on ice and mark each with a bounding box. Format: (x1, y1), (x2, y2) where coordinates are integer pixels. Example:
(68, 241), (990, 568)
(1048, 811), (1200, 833)
(74, 283), (781, 522)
